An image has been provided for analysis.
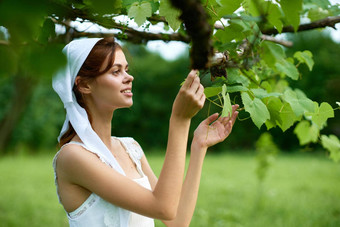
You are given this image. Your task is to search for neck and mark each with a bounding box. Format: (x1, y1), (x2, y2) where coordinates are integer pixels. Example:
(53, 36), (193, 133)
(87, 104), (115, 149)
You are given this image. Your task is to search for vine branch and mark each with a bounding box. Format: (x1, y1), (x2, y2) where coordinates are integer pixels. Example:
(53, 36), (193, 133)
(262, 16), (340, 35)
(51, 2), (340, 47)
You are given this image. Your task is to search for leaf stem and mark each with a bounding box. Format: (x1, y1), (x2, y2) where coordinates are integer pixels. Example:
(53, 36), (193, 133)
(206, 97), (223, 108)
(238, 115), (251, 121)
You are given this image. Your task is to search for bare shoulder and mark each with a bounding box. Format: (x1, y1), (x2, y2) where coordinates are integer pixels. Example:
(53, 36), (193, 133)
(56, 143), (103, 180)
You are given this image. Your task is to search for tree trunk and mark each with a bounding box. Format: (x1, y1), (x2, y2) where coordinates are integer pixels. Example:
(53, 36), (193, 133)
(0, 74), (36, 153)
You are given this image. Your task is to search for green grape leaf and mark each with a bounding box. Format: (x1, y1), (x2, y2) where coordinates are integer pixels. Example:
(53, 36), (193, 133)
(294, 120), (319, 145)
(279, 102), (296, 132)
(321, 134), (340, 162)
(217, 0), (243, 16)
(309, 0), (331, 9)
(280, 0), (302, 31)
(294, 50), (314, 71)
(221, 84), (233, 117)
(243, 0), (262, 16)
(241, 92), (270, 129)
(267, 3), (283, 33)
(273, 79), (289, 93)
(265, 97), (296, 131)
(265, 97), (283, 130)
(251, 88), (281, 99)
(261, 41), (286, 67)
(159, 0), (181, 31)
(227, 85), (248, 93)
(265, 119), (276, 130)
(128, 1), (152, 27)
(283, 89), (314, 117)
(305, 102), (334, 129)
(275, 59), (299, 80)
(261, 81), (273, 92)
(38, 18), (56, 44)
(214, 22), (245, 42)
(329, 4), (340, 16)
(204, 86), (222, 98)
(122, 0), (137, 7)
(308, 7), (330, 21)
(150, 0), (160, 14)
(84, 0), (122, 14)
(227, 68), (250, 86)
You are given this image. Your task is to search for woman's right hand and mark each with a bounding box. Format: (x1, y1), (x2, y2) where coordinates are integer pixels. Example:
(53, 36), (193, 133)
(171, 70), (206, 120)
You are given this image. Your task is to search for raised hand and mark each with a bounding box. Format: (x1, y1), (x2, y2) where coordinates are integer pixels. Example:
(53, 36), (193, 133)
(192, 104), (239, 149)
(171, 70), (206, 120)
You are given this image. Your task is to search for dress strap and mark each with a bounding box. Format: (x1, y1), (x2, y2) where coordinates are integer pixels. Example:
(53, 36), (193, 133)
(115, 137), (145, 176)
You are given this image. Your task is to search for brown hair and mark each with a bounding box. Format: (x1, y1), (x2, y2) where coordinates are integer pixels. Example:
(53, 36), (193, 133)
(59, 37), (121, 147)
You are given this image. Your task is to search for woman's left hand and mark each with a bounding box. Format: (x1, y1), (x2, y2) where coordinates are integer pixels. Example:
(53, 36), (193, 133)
(192, 104), (239, 149)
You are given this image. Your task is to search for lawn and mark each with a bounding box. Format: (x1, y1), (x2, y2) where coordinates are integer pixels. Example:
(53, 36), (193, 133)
(0, 151), (339, 227)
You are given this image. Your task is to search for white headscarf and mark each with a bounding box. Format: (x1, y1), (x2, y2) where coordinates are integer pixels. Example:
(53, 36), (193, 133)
(52, 38), (130, 225)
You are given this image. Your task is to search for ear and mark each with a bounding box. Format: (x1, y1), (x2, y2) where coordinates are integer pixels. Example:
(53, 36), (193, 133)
(75, 77), (92, 94)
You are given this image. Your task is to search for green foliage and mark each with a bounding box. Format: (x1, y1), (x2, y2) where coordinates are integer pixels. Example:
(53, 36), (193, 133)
(294, 120), (319, 145)
(305, 102), (334, 129)
(283, 89), (314, 117)
(280, 0), (303, 31)
(241, 92), (270, 129)
(261, 41), (286, 68)
(159, 0), (181, 31)
(216, 0), (243, 17)
(221, 84), (232, 117)
(267, 3), (283, 33)
(275, 58), (299, 80)
(294, 50), (314, 71)
(84, 0), (122, 15)
(204, 86), (222, 98)
(321, 135), (340, 162)
(264, 97), (296, 132)
(0, 45), (18, 76)
(128, 1), (152, 26)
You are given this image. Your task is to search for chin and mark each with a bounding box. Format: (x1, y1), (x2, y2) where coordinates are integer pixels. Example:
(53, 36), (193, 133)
(117, 102), (133, 109)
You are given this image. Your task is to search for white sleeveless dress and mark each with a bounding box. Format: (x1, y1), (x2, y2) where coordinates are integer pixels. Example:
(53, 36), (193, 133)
(52, 137), (155, 227)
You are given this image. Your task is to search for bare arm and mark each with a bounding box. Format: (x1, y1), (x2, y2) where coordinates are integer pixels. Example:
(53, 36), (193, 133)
(56, 70), (205, 220)
(142, 105), (239, 226)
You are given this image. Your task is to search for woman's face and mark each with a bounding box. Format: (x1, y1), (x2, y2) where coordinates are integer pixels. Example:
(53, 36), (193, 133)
(88, 49), (134, 111)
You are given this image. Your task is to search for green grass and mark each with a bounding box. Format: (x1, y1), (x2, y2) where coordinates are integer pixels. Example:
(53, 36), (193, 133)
(0, 152), (339, 227)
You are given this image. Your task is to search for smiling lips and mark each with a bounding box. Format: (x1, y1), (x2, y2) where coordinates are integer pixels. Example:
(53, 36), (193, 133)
(121, 89), (133, 97)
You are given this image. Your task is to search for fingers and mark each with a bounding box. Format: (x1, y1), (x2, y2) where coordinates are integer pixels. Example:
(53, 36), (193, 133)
(182, 70), (198, 89)
(205, 113), (219, 125)
(230, 104), (239, 125)
(182, 70), (205, 106)
(189, 75), (201, 94)
(182, 70), (202, 96)
(231, 109), (238, 125)
(173, 70), (206, 119)
(219, 104), (239, 125)
(200, 89), (206, 104)
(232, 104), (239, 113)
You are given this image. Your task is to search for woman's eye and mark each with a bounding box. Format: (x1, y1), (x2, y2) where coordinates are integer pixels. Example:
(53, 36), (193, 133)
(112, 70), (119, 75)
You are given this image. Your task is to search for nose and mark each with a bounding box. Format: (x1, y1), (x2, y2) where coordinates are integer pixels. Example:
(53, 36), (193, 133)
(124, 72), (134, 83)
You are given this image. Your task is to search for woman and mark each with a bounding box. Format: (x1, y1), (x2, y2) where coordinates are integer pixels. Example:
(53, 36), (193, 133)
(52, 37), (238, 227)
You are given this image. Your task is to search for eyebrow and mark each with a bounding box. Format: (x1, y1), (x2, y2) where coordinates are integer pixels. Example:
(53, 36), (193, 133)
(112, 64), (129, 68)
